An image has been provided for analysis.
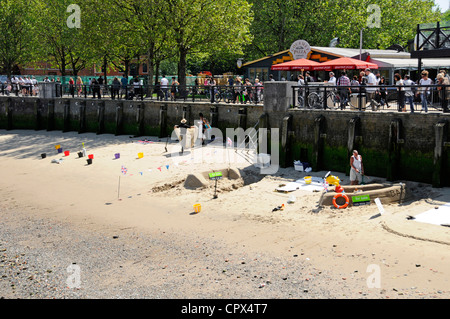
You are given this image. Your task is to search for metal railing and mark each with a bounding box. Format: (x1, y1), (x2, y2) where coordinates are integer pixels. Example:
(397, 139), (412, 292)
(0, 82), (264, 105)
(292, 83), (450, 113)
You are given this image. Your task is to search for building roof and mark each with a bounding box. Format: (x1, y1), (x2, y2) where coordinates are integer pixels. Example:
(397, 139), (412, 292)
(312, 46), (411, 59)
(242, 46), (450, 70)
(372, 57), (450, 69)
(243, 46), (411, 68)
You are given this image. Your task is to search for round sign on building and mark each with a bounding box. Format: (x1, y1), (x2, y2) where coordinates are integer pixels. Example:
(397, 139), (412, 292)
(290, 40), (311, 60)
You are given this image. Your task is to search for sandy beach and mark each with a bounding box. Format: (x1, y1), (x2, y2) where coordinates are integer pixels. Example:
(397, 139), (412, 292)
(0, 129), (449, 299)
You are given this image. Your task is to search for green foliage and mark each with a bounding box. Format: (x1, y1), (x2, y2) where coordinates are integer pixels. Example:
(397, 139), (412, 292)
(1, 0), (445, 80)
(0, 0), (39, 76)
(246, 0), (442, 61)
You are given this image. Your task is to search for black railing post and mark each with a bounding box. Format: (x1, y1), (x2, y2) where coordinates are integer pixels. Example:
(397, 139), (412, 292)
(323, 85), (327, 110)
(358, 86), (362, 111)
(293, 86), (296, 108)
(437, 21), (441, 49)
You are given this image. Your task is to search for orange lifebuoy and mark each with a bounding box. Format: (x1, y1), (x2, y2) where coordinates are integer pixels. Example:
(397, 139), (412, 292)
(333, 193), (350, 209)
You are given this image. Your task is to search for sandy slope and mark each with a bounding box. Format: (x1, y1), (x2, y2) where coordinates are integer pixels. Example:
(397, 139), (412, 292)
(0, 130), (449, 298)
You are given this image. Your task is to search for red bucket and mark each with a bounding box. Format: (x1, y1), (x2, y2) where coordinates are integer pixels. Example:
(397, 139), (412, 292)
(88, 154), (94, 159)
(64, 151), (70, 156)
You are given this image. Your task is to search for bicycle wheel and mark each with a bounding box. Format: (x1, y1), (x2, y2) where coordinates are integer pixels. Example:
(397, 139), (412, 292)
(328, 92), (340, 109)
(308, 92), (321, 109)
(214, 92), (221, 102)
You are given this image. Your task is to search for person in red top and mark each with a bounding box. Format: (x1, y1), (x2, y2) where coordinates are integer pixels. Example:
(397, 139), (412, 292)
(68, 77), (75, 98)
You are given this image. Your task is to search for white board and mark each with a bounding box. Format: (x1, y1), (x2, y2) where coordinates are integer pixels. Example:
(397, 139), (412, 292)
(414, 203), (450, 226)
(275, 177), (324, 193)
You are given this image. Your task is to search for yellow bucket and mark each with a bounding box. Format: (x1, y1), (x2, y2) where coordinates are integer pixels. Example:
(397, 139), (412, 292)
(55, 144), (61, 150)
(138, 152), (144, 159)
(193, 203), (202, 213)
(304, 176), (312, 184)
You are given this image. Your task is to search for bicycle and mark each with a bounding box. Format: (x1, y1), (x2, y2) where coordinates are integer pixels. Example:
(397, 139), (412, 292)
(307, 89), (341, 109)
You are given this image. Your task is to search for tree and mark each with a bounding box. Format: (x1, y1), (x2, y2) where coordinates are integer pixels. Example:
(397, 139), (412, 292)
(33, 0), (94, 81)
(326, 0), (441, 50)
(246, 0), (442, 61)
(165, 0), (253, 86)
(0, 0), (38, 77)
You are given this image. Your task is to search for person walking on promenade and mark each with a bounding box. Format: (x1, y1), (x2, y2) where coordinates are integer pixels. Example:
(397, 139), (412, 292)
(350, 150), (364, 185)
(171, 77), (179, 101)
(120, 75), (128, 99)
(69, 77), (75, 98)
(76, 76), (83, 97)
(437, 73), (450, 113)
(417, 70), (432, 113)
(394, 73), (405, 112)
(233, 77), (243, 104)
(337, 71), (351, 110)
(403, 75), (415, 113)
(160, 75), (169, 101)
(112, 77), (120, 100)
(365, 68), (380, 111)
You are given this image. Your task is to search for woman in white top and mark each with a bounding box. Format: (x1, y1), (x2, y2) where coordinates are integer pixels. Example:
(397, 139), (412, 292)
(417, 70), (432, 113)
(350, 150), (364, 185)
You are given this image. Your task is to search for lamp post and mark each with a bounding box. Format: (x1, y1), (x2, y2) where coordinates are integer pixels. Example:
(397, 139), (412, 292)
(359, 28), (364, 60)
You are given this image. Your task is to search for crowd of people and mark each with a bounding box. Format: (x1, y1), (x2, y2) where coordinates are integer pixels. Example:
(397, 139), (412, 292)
(2, 70), (450, 112)
(155, 75), (264, 104)
(0, 76), (39, 96)
(295, 68), (450, 113)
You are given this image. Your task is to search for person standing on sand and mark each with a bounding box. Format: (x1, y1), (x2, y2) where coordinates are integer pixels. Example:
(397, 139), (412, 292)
(350, 150), (364, 185)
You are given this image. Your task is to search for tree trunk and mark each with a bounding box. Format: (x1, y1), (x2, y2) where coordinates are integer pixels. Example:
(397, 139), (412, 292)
(178, 48), (188, 87)
(103, 55), (108, 84)
(154, 62), (160, 86)
(147, 49), (155, 96)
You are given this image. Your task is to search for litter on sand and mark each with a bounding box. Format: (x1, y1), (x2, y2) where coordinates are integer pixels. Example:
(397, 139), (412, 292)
(51, 158), (64, 164)
(275, 177), (324, 193)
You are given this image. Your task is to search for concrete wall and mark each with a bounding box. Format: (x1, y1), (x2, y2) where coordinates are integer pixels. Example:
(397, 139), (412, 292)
(261, 82), (450, 187)
(0, 96), (262, 139)
(1, 81), (449, 187)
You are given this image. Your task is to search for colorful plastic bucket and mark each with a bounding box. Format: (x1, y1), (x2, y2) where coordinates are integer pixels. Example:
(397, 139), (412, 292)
(57, 148), (63, 154)
(304, 176), (312, 184)
(88, 154), (94, 159)
(55, 145), (61, 150)
(114, 153), (120, 159)
(64, 151), (70, 156)
(138, 152), (144, 159)
(193, 204), (201, 213)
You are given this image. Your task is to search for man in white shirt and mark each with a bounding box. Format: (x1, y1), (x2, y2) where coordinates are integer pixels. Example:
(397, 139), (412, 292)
(328, 72), (336, 85)
(160, 75), (169, 101)
(365, 68), (379, 111)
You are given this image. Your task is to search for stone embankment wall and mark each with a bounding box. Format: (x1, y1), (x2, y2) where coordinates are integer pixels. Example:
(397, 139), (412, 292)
(1, 81), (449, 187)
